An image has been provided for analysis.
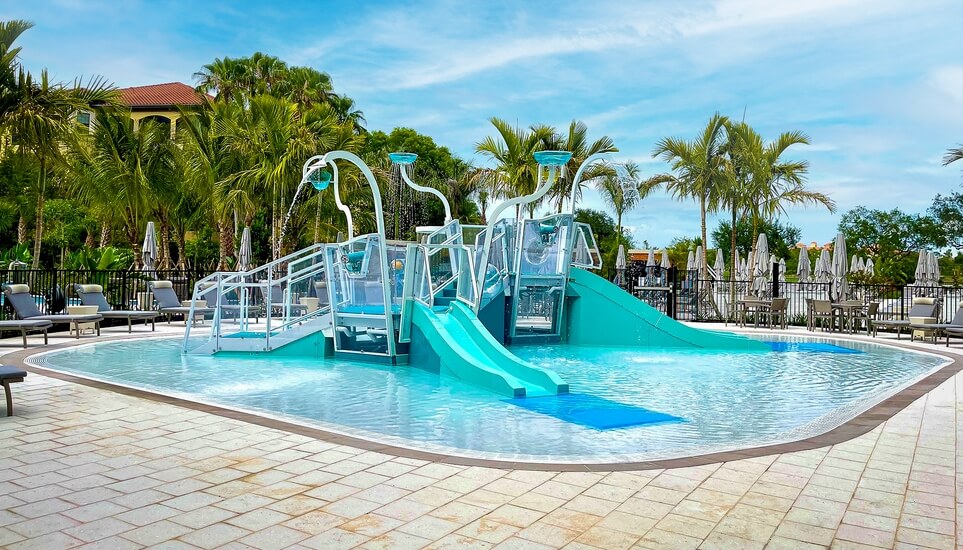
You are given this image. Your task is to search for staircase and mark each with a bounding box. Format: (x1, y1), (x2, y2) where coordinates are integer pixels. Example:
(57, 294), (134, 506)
(183, 244), (332, 354)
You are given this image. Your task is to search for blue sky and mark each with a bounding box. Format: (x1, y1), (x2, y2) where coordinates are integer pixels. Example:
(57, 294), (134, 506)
(5, 0), (962, 249)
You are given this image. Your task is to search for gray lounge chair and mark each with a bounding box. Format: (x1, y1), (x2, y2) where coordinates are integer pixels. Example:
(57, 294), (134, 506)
(0, 320), (52, 347)
(74, 284), (158, 333)
(3, 284), (102, 338)
(150, 280), (215, 323)
(197, 283), (260, 323)
(1, 365), (26, 416)
(258, 284), (307, 317)
(872, 297), (940, 339)
(907, 303), (963, 345)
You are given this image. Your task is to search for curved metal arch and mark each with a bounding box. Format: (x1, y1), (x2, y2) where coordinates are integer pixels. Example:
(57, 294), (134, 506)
(567, 152), (612, 215)
(302, 155), (355, 240)
(397, 164), (452, 223)
(319, 151), (387, 241)
(474, 162), (563, 311)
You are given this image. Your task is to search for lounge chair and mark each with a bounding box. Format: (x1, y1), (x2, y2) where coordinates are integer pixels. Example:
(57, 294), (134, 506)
(149, 280), (215, 323)
(872, 297), (940, 339)
(0, 320), (52, 348)
(3, 284), (102, 338)
(197, 283), (260, 323)
(908, 303), (963, 345)
(1, 365), (26, 416)
(74, 284), (158, 333)
(258, 284), (307, 317)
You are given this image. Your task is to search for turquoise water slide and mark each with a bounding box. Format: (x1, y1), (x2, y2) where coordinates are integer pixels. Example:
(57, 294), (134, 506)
(410, 301), (568, 397)
(566, 268), (768, 351)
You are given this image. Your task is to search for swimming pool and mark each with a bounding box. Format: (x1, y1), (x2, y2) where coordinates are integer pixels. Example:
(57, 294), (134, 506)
(30, 335), (948, 462)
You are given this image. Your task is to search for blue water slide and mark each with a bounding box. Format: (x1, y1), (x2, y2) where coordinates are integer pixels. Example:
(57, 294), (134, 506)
(566, 268), (768, 351)
(409, 301), (568, 397)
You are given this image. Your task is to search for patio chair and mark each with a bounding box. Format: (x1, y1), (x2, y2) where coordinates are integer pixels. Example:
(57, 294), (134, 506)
(851, 302), (879, 336)
(872, 297), (940, 339)
(811, 300), (835, 332)
(3, 284), (102, 339)
(908, 302), (963, 345)
(149, 280), (215, 324)
(1, 365), (26, 416)
(73, 284), (158, 333)
(0, 320), (52, 348)
(760, 297), (789, 330)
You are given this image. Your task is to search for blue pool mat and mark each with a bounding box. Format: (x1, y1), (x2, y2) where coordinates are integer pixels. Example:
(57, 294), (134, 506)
(766, 341), (863, 354)
(506, 393), (684, 430)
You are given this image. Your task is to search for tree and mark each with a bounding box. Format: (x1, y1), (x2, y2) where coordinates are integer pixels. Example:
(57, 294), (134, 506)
(928, 192), (963, 249)
(945, 145), (963, 168)
(838, 206), (942, 284)
(723, 120), (833, 289)
(594, 161), (655, 247)
(66, 110), (172, 267)
(652, 113), (729, 279)
(542, 120), (617, 212)
(0, 20), (115, 267)
(574, 208), (633, 279)
(475, 117), (554, 218)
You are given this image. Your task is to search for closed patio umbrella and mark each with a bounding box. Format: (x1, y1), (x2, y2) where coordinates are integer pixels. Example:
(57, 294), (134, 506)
(913, 250), (927, 286)
(237, 226), (252, 271)
(815, 249), (832, 283)
(614, 244), (626, 286)
(850, 254), (860, 273)
(712, 249), (725, 281)
(660, 248), (671, 270)
(686, 250), (695, 272)
(751, 234), (770, 294)
(831, 232), (848, 300)
(928, 251), (941, 286)
(141, 221), (157, 274)
(694, 246), (705, 276)
(779, 257), (786, 279)
(855, 256), (865, 273)
(797, 247), (812, 283)
(864, 257), (875, 276)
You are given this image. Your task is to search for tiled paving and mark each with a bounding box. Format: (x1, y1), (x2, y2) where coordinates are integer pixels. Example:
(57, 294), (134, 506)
(1, 325), (962, 549)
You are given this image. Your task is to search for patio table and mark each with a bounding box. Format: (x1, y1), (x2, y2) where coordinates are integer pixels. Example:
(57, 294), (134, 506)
(737, 298), (772, 328)
(832, 301), (867, 333)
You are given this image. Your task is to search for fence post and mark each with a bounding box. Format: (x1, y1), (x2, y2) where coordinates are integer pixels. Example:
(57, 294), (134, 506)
(900, 285), (906, 319)
(771, 262), (780, 298)
(667, 266), (677, 319)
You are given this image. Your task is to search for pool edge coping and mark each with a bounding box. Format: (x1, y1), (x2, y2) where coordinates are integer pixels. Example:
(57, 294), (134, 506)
(5, 330), (961, 472)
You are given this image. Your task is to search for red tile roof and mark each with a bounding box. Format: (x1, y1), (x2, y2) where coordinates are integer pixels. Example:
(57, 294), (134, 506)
(118, 82), (210, 108)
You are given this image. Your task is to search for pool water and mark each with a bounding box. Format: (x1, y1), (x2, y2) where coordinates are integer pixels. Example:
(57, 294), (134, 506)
(32, 335), (947, 462)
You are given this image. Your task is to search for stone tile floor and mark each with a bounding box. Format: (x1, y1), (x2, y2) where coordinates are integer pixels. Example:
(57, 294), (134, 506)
(0, 325), (961, 549)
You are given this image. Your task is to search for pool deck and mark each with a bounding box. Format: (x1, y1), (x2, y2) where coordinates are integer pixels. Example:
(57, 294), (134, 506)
(1, 323), (961, 549)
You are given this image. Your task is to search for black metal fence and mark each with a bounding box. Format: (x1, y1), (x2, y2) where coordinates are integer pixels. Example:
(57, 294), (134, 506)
(1, 269), (209, 321)
(624, 267), (957, 325)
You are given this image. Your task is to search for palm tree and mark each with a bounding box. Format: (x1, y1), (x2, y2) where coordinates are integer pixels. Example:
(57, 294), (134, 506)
(652, 113), (729, 278)
(542, 120), (617, 212)
(327, 95), (366, 134)
(193, 56), (247, 102)
(177, 100), (243, 269)
(2, 69), (115, 266)
(281, 66), (334, 108)
(67, 109), (170, 267)
(945, 145), (963, 167)
(595, 161), (654, 245)
(475, 118), (553, 219)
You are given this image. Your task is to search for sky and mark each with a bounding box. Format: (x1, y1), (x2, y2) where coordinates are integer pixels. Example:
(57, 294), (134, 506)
(4, 0), (962, 250)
